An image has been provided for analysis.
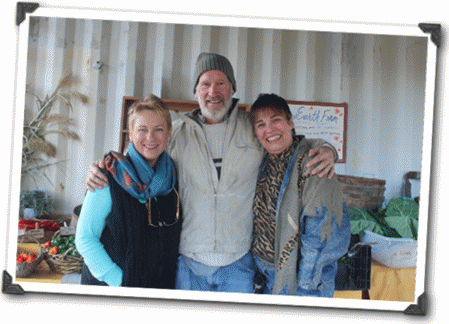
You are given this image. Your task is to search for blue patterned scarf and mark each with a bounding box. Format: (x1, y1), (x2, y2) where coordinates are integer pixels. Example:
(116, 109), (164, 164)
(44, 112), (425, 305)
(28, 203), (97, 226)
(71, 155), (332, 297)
(104, 142), (176, 202)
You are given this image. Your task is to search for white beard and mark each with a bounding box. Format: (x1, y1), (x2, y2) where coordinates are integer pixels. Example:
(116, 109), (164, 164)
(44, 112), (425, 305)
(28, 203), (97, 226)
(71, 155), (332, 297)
(199, 97), (233, 123)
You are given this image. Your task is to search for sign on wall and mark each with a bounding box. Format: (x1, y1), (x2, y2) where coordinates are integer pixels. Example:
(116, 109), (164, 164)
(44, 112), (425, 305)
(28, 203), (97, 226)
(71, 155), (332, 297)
(288, 101), (348, 163)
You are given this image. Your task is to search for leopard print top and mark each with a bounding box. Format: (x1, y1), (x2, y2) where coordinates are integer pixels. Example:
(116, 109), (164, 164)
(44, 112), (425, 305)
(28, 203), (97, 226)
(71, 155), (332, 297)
(251, 138), (300, 264)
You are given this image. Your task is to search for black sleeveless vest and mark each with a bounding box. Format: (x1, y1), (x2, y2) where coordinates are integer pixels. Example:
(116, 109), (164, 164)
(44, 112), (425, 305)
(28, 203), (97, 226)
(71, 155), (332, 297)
(99, 172), (182, 288)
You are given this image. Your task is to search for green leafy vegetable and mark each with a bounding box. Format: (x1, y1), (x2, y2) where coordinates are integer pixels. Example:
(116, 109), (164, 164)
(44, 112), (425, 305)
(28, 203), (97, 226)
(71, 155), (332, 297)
(385, 198), (419, 219)
(368, 208), (402, 238)
(383, 198), (419, 239)
(348, 208), (383, 236)
(348, 198), (419, 240)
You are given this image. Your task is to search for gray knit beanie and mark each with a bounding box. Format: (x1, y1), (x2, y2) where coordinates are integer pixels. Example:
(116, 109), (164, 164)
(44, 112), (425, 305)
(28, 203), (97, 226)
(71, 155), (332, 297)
(193, 52), (236, 93)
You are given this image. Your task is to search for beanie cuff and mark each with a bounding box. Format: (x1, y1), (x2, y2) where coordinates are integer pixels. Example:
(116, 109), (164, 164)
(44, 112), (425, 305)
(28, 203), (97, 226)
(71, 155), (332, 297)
(193, 53), (236, 93)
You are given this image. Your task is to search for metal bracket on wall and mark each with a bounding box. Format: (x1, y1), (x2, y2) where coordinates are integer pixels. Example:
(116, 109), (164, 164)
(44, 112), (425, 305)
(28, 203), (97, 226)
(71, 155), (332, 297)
(16, 2), (40, 26)
(419, 23), (441, 47)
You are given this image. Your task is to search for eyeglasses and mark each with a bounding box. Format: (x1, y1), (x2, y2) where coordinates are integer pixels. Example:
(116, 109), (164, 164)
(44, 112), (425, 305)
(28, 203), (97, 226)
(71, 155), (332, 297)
(147, 188), (180, 227)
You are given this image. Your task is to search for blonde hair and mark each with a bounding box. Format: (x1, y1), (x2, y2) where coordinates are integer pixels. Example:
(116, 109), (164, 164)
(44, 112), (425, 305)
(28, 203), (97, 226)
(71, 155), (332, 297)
(128, 94), (172, 131)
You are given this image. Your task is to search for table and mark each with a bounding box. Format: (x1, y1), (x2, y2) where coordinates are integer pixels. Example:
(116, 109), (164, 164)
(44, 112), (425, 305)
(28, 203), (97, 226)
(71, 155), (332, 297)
(334, 260), (416, 301)
(15, 243), (416, 301)
(367, 260), (416, 302)
(16, 243), (65, 284)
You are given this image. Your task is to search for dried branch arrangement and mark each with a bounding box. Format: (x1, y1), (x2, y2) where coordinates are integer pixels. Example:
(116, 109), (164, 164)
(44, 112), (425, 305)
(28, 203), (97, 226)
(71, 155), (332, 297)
(22, 73), (88, 186)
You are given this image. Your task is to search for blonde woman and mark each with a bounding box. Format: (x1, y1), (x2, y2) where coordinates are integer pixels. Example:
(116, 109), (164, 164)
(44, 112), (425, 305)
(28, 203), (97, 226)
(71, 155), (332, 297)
(76, 94), (181, 288)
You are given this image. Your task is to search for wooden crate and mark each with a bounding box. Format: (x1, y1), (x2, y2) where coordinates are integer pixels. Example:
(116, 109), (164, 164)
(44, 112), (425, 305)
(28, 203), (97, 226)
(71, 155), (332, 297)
(336, 175), (386, 210)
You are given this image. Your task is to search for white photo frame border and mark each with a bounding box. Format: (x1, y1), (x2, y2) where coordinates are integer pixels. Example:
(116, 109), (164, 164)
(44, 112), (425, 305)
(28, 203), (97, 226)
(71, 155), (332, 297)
(3, 2), (440, 316)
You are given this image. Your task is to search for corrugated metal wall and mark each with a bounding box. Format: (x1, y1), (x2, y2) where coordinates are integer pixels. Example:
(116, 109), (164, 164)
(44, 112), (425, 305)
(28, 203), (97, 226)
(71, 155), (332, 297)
(22, 16), (428, 213)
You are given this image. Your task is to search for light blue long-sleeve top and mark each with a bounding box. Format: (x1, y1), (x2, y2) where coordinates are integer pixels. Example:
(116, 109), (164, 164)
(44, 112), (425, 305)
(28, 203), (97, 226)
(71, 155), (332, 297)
(75, 187), (123, 287)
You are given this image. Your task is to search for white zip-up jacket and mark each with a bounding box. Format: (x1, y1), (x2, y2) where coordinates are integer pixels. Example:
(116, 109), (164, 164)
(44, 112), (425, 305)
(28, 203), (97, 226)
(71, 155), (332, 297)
(167, 99), (329, 267)
(167, 99), (264, 266)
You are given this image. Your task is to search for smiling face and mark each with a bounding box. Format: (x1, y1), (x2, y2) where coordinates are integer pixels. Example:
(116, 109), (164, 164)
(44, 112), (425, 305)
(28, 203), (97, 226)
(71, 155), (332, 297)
(129, 110), (171, 167)
(253, 108), (295, 155)
(194, 70), (235, 124)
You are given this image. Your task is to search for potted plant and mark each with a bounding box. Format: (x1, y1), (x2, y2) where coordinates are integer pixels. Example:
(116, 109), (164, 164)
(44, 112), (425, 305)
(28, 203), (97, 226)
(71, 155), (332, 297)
(20, 190), (53, 219)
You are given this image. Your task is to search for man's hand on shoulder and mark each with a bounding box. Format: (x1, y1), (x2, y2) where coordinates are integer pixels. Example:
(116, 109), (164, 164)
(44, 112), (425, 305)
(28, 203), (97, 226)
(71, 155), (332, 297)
(86, 159), (108, 192)
(306, 146), (335, 179)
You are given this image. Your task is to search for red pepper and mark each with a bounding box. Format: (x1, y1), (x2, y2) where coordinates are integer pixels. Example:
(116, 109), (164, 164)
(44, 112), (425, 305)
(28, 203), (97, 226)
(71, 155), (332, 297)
(26, 254), (36, 263)
(18, 219), (38, 231)
(44, 241), (52, 248)
(40, 220), (53, 230)
(49, 222), (61, 231)
(19, 219), (62, 232)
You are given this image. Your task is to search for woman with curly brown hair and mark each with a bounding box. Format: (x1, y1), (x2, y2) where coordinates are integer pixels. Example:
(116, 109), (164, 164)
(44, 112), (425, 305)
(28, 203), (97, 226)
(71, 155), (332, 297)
(250, 93), (350, 297)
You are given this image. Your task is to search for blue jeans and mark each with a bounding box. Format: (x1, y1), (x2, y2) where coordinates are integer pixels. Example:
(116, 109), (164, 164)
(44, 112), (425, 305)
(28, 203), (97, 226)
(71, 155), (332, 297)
(254, 255), (337, 297)
(175, 253), (255, 293)
(254, 256), (288, 295)
(80, 263), (109, 286)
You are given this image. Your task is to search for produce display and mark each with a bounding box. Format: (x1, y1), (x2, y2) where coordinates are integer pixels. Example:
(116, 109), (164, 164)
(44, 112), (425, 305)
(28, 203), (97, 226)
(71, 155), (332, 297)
(16, 216), (82, 278)
(16, 251), (37, 264)
(44, 236), (80, 256)
(348, 197), (419, 240)
(19, 219), (61, 232)
(16, 239), (45, 278)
